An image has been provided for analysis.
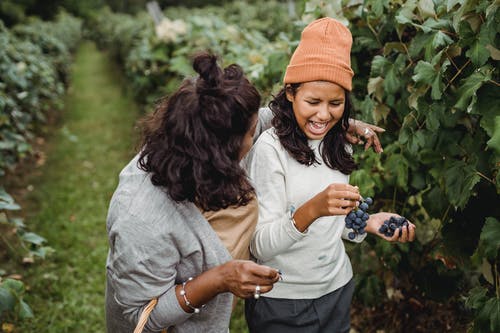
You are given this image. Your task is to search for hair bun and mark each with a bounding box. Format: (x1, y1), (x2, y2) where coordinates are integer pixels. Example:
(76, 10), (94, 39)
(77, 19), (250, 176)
(193, 53), (223, 94)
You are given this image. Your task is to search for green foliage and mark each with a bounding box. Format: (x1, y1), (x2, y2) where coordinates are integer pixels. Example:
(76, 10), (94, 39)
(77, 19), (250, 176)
(303, 0), (499, 329)
(0, 278), (33, 320)
(88, 1), (294, 106)
(0, 11), (82, 324)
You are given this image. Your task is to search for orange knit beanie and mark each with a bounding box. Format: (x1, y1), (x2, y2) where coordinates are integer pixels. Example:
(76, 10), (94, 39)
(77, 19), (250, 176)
(283, 17), (354, 91)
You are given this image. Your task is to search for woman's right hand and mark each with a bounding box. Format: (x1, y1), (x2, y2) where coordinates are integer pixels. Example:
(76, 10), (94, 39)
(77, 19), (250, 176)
(313, 183), (361, 217)
(219, 260), (280, 299)
(292, 183), (361, 232)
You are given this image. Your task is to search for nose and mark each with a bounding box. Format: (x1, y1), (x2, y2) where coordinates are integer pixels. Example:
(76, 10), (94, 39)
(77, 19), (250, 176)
(316, 104), (330, 120)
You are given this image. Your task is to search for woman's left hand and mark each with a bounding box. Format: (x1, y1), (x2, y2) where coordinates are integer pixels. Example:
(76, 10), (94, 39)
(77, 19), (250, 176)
(366, 212), (416, 243)
(347, 119), (385, 154)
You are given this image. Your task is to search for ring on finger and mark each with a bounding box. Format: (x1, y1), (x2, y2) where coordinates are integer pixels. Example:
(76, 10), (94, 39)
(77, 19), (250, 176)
(254, 285), (261, 299)
(364, 127), (370, 135)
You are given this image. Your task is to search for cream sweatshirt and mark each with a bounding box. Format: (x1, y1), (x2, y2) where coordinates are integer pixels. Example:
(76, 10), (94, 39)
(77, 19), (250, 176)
(245, 129), (365, 299)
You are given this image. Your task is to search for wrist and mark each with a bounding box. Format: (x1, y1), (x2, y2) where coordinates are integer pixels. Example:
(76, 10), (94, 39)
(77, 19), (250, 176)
(292, 203), (318, 232)
(364, 219), (377, 234)
(212, 262), (231, 293)
(348, 118), (356, 131)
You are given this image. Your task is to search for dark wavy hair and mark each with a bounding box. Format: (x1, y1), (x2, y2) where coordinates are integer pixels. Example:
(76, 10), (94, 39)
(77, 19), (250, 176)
(269, 84), (357, 175)
(138, 53), (261, 211)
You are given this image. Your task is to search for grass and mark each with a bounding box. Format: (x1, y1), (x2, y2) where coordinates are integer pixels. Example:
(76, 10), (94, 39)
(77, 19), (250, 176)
(15, 41), (140, 332)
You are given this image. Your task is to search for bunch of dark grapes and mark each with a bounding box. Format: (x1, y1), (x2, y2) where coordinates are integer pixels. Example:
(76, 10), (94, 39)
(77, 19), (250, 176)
(345, 197), (373, 240)
(378, 216), (409, 237)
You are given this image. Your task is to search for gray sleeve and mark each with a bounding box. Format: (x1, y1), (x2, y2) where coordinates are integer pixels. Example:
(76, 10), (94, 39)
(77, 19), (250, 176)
(107, 201), (192, 330)
(253, 107), (273, 143)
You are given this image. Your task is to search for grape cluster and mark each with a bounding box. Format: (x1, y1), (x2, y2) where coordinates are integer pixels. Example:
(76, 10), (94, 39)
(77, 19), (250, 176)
(345, 197), (373, 240)
(378, 216), (409, 237)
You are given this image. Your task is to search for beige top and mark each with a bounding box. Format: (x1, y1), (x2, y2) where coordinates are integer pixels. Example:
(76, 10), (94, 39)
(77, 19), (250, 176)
(203, 196), (258, 260)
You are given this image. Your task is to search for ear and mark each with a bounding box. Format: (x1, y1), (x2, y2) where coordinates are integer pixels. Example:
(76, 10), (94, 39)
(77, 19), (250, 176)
(285, 85), (294, 103)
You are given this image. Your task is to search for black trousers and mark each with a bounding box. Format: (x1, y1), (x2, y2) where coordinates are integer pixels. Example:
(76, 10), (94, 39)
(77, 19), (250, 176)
(245, 278), (355, 333)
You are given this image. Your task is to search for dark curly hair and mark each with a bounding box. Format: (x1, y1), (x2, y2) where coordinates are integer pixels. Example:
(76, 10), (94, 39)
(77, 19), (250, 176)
(138, 53), (261, 211)
(269, 84), (357, 175)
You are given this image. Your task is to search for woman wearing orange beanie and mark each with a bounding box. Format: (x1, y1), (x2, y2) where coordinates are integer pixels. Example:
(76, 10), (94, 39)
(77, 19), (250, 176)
(244, 17), (416, 332)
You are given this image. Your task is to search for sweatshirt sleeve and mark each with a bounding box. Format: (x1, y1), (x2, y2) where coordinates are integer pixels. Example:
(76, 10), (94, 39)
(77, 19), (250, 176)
(246, 134), (307, 262)
(253, 107), (273, 143)
(107, 201), (192, 331)
(341, 227), (367, 243)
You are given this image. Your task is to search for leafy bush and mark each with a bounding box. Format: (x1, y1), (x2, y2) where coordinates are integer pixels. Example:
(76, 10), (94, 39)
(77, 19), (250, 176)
(0, 11), (82, 325)
(88, 2), (295, 106)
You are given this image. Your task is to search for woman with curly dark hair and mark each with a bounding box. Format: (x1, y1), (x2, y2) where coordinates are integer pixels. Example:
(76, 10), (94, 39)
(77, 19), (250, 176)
(105, 53), (281, 333)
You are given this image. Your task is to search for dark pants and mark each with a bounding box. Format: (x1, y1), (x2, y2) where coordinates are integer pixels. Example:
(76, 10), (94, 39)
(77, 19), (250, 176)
(245, 278), (355, 333)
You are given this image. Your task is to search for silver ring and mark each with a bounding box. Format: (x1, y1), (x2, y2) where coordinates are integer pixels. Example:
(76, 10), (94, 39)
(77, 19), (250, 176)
(254, 285), (261, 299)
(364, 127), (370, 135)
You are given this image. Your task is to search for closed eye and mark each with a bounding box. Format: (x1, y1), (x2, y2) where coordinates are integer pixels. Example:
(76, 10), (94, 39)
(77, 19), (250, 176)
(306, 100), (320, 105)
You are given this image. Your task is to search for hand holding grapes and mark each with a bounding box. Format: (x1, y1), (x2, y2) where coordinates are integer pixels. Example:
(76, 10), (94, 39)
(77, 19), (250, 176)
(292, 183), (361, 233)
(366, 212), (416, 243)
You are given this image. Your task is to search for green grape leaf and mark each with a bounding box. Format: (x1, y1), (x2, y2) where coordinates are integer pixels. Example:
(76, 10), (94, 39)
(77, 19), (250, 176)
(477, 297), (500, 333)
(0, 201), (20, 211)
(385, 154), (409, 190)
(371, 55), (389, 76)
(425, 107), (440, 131)
(486, 116), (500, 156)
(371, 0), (384, 18)
(452, 0), (476, 32)
(0, 187), (15, 203)
(485, 45), (500, 60)
(432, 31), (454, 49)
(19, 300), (34, 319)
(467, 39), (490, 67)
(479, 217), (500, 260)
(367, 76), (384, 102)
(383, 65), (400, 94)
(409, 33), (433, 58)
(465, 286), (488, 310)
(431, 72), (444, 100)
(418, 0), (436, 18)
(21, 232), (46, 245)
(447, 0), (464, 12)
(412, 61), (436, 85)
(444, 160), (481, 209)
(1, 279), (24, 294)
(0, 287), (16, 313)
(490, 298), (500, 333)
(454, 66), (493, 111)
(395, 0), (417, 25)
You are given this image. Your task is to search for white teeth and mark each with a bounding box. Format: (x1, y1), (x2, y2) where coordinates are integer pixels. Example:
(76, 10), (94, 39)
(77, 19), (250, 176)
(310, 121), (327, 129)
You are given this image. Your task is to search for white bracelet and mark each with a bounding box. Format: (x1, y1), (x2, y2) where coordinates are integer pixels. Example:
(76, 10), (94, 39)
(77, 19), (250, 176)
(180, 277), (205, 314)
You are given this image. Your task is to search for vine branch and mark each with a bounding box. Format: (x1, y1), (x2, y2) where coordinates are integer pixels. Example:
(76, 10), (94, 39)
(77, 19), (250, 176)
(476, 171), (495, 185)
(489, 80), (500, 87)
(444, 59), (471, 91)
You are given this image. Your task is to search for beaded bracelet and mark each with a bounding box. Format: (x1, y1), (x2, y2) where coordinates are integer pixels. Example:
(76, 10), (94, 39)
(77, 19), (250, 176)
(180, 277), (205, 314)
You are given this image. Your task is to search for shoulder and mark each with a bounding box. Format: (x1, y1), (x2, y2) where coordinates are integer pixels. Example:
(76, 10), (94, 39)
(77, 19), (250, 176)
(107, 155), (196, 238)
(248, 128), (287, 161)
(243, 128), (290, 173)
(255, 128), (280, 147)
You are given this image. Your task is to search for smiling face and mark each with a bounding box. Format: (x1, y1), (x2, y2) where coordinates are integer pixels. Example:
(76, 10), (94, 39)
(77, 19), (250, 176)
(286, 81), (346, 140)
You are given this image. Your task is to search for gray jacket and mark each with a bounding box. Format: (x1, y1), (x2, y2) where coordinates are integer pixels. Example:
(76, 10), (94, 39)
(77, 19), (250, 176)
(105, 154), (233, 333)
